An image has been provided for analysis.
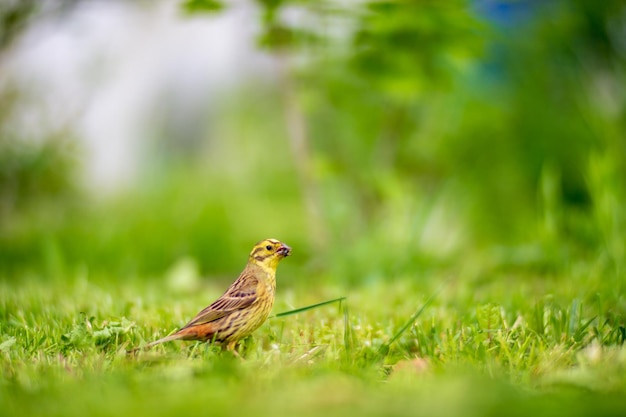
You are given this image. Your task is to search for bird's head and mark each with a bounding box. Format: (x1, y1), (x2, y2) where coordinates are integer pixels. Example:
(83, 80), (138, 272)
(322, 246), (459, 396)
(248, 238), (292, 270)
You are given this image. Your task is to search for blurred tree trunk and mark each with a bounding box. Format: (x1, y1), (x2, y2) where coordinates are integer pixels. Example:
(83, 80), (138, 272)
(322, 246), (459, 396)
(276, 53), (328, 248)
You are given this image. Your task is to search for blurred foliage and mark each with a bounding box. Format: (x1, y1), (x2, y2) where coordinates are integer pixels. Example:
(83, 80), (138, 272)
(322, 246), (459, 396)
(0, 0), (86, 52)
(251, 0), (626, 281)
(0, 85), (79, 275)
(0, 0), (625, 284)
(0, 86), (309, 279)
(0, 135), (76, 215)
(0, 0), (36, 51)
(181, 0), (224, 14)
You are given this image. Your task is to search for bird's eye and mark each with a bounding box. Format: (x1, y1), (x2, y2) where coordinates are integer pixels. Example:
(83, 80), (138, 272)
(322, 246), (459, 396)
(266, 245), (273, 251)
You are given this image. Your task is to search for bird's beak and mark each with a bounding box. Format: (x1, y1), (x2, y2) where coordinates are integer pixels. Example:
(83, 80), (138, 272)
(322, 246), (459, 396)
(277, 243), (292, 257)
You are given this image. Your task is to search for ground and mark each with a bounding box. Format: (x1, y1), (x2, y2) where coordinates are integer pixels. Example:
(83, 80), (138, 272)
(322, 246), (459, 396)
(1, 261), (625, 417)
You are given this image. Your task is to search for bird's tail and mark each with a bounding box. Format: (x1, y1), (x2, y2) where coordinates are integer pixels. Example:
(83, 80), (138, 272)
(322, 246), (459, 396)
(127, 332), (181, 354)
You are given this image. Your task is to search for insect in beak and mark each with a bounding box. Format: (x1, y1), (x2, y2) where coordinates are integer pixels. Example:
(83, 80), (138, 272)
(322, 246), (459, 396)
(276, 243), (292, 257)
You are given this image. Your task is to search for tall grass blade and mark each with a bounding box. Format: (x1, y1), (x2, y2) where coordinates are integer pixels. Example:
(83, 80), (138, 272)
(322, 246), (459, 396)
(343, 304), (353, 355)
(271, 297), (347, 318)
(378, 288), (441, 356)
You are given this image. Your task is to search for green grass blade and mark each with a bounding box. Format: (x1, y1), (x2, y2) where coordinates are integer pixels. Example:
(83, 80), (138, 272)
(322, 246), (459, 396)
(378, 287), (441, 356)
(271, 297), (347, 318)
(343, 304), (353, 355)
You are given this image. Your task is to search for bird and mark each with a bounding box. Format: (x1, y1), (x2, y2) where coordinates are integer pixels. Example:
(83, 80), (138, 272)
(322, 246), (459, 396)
(133, 238), (291, 353)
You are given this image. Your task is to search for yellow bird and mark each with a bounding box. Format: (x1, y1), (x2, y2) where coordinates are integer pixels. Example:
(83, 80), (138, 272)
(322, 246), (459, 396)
(137, 238), (291, 352)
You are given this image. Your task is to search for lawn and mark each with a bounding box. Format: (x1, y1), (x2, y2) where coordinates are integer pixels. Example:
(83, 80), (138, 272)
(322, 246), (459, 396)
(2, 254), (625, 417)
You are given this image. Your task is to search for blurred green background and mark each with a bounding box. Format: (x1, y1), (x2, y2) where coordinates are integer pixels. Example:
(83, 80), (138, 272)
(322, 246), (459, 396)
(1, 0), (624, 286)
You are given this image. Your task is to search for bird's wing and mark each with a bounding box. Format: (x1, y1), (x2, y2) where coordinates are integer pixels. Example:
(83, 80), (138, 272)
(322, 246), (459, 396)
(181, 272), (259, 328)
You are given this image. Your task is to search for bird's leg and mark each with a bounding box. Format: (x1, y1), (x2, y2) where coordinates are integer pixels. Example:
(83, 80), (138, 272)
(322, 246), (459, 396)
(225, 340), (244, 360)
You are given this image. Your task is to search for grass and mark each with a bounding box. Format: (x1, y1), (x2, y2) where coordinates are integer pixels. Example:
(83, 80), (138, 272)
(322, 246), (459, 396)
(1, 257), (625, 417)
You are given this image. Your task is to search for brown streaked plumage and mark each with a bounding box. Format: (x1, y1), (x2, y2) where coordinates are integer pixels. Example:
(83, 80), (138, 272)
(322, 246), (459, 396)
(135, 238), (291, 353)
